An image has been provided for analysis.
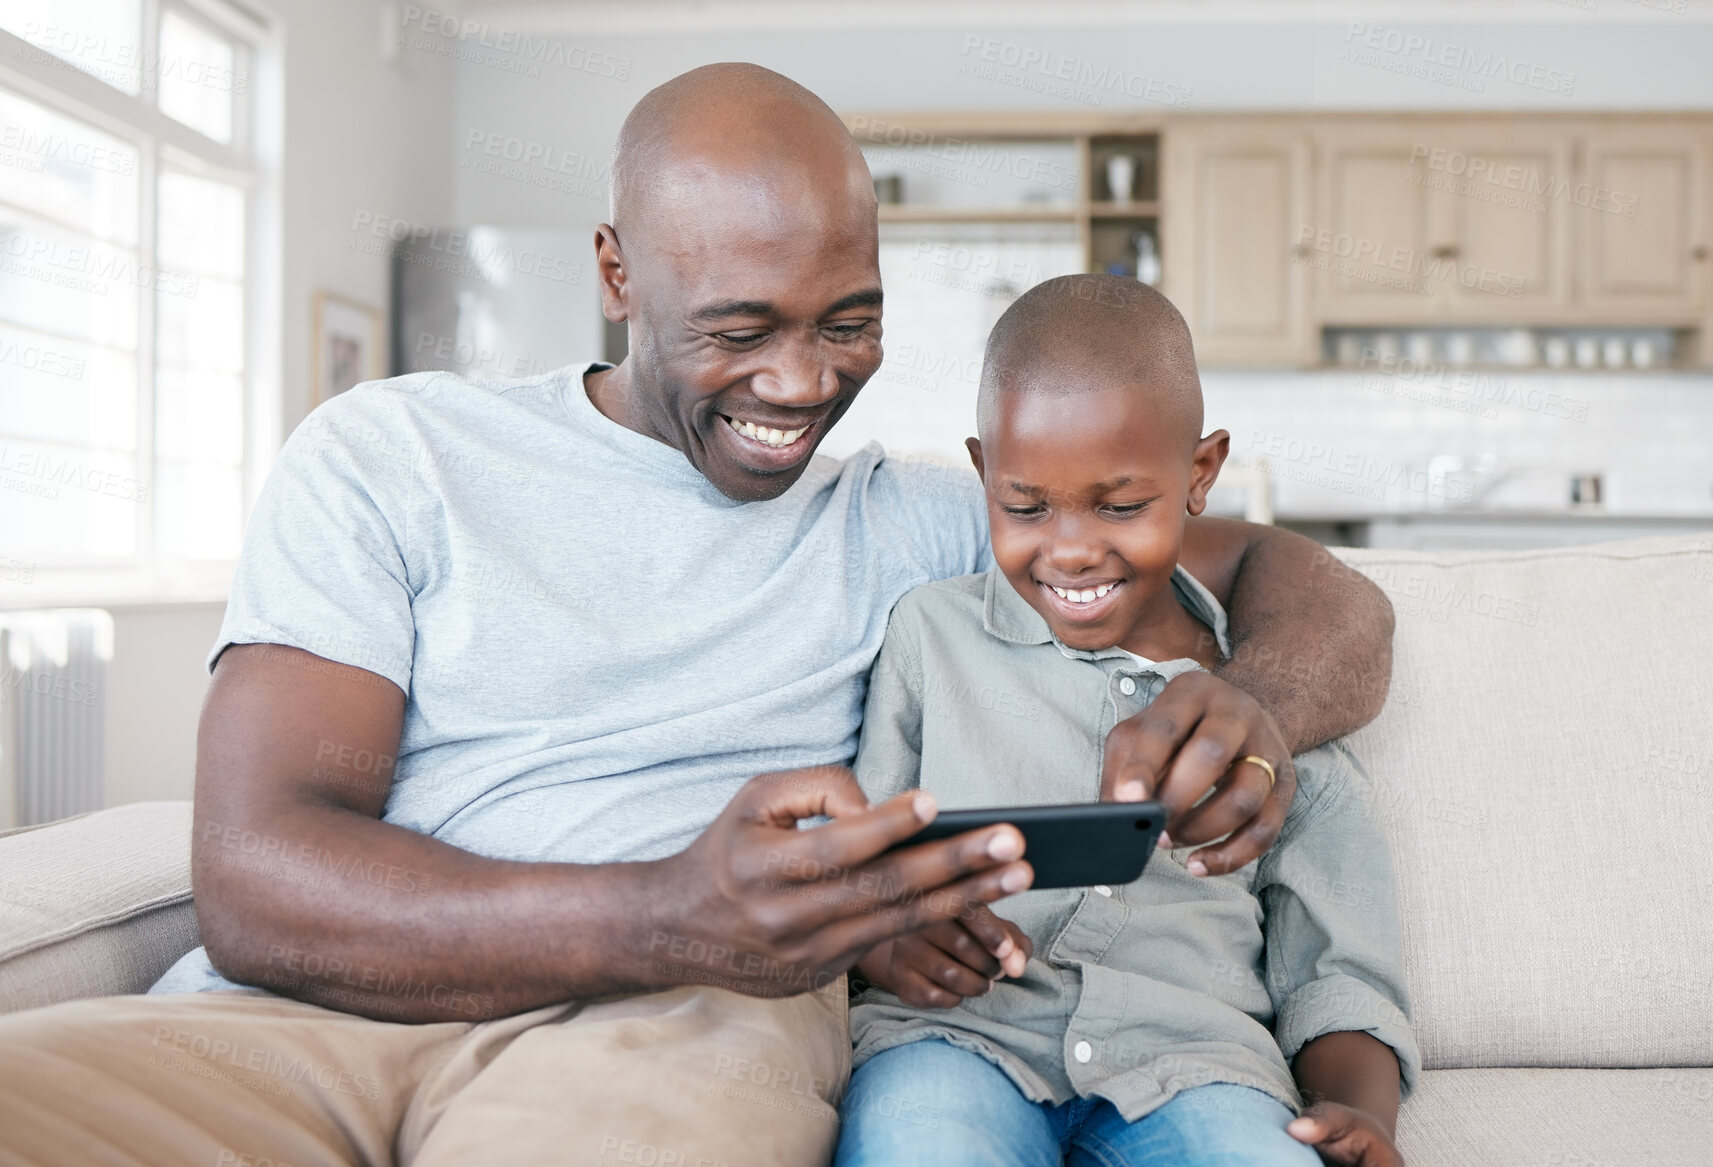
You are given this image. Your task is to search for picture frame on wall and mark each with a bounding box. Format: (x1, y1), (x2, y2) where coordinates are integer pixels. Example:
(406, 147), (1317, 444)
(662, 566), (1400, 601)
(312, 290), (384, 405)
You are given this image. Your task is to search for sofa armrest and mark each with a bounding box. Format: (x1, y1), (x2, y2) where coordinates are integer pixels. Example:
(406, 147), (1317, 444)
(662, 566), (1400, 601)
(0, 800), (199, 1015)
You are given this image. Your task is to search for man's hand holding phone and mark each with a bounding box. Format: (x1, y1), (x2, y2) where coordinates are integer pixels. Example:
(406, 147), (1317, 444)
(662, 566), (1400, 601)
(650, 765), (1034, 999)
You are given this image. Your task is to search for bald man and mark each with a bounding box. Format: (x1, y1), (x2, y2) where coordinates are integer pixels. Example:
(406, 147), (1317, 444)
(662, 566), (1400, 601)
(0, 66), (1393, 1166)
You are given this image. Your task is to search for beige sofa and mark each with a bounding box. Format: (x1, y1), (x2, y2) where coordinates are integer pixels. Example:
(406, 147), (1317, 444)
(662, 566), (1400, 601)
(3, 533), (1710, 1165)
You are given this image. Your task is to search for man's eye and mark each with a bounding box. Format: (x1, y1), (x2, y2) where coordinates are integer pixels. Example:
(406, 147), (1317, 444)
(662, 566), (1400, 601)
(824, 322), (870, 338)
(718, 332), (768, 345)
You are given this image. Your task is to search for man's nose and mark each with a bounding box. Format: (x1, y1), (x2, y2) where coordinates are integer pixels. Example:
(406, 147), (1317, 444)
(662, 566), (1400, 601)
(748, 335), (840, 408)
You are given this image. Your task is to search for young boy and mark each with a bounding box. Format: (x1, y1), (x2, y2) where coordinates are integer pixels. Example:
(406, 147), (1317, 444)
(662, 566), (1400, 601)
(835, 275), (1419, 1167)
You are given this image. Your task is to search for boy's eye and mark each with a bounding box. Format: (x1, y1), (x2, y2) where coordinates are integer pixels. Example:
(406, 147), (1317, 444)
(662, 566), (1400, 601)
(1104, 502), (1149, 516)
(1001, 504), (1046, 518)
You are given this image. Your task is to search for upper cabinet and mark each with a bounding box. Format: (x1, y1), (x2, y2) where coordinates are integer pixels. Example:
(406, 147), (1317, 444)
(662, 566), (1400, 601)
(847, 112), (1713, 368)
(1577, 125), (1711, 319)
(1162, 119), (1313, 365)
(1310, 121), (1575, 323)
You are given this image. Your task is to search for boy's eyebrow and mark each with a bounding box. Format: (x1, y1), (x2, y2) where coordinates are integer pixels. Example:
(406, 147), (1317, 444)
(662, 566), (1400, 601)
(1000, 475), (1154, 495)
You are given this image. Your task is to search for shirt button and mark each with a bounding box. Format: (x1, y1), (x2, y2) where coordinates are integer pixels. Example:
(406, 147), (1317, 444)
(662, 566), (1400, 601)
(1073, 1040), (1093, 1064)
(1118, 677), (1137, 696)
(1094, 885), (1112, 897)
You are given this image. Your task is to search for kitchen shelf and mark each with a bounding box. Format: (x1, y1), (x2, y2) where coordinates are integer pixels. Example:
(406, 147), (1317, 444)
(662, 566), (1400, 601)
(849, 114), (1165, 279)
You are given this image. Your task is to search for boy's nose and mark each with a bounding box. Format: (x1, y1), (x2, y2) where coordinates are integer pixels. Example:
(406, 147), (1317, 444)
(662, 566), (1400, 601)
(1041, 516), (1107, 572)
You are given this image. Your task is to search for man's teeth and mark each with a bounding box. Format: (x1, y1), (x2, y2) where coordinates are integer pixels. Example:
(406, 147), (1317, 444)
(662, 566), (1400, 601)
(725, 416), (807, 448)
(1050, 583), (1118, 604)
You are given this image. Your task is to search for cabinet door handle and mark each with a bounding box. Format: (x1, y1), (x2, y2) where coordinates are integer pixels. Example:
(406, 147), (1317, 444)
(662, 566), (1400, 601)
(1692, 246), (1709, 262)
(1431, 245), (1460, 260)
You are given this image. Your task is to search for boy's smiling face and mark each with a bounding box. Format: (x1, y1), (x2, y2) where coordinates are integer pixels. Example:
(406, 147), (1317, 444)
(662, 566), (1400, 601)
(968, 381), (1228, 657)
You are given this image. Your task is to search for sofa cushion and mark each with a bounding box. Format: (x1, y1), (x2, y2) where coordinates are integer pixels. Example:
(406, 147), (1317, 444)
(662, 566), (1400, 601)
(1336, 533), (1713, 1070)
(1397, 1067), (1713, 1167)
(0, 800), (199, 1015)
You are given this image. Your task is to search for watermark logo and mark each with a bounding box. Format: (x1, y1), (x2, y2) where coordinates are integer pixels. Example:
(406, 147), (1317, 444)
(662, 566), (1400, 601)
(956, 36), (1191, 109)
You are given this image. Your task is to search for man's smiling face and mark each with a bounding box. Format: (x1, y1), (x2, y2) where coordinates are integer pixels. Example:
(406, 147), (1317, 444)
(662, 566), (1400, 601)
(622, 190), (883, 502)
(589, 64), (885, 503)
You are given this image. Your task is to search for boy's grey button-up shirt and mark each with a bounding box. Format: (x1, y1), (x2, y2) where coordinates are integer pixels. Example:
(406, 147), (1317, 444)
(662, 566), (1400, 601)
(850, 566), (1421, 1123)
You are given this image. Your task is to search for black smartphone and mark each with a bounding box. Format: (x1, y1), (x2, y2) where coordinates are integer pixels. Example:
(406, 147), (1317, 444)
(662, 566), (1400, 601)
(886, 800), (1166, 890)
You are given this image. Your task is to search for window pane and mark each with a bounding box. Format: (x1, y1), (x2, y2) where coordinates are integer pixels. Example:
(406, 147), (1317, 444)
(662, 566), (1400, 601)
(156, 274), (241, 373)
(0, 322), (135, 451)
(0, 0), (144, 95)
(0, 88), (140, 246)
(0, 438), (142, 557)
(158, 170), (242, 279)
(154, 459), (239, 559)
(0, 213), (139, 349)
(157, 11), (236, 144)
(155, 366), (239, 463)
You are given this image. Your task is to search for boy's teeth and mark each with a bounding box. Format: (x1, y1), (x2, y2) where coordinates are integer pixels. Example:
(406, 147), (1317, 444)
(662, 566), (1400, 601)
(1049, 583), (1118, 604)
(725, 416), (806, 448)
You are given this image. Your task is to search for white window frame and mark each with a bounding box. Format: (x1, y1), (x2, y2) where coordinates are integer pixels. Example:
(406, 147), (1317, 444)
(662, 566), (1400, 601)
(0, 0), (278, 606)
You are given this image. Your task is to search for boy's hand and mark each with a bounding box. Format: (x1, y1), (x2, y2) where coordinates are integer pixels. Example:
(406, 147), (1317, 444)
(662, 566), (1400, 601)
(855, 907), (1031, 1009)
(1287, 1101), (1405, 1167)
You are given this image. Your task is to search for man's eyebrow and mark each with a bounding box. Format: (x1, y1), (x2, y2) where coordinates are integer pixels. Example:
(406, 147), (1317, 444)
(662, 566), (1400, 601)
(824, 288), (884, 315)
(686, 289), (882, 324)
(688, 299), (776, 324)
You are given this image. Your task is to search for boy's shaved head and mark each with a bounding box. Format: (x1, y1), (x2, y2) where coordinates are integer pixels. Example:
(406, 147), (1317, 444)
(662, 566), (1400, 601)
(977, 274), (1202, 448)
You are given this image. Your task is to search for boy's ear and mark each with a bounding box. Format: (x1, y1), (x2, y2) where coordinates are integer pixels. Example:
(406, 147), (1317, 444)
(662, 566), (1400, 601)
(1185, 429), (1230, 517)
(965, 436), (985, 479)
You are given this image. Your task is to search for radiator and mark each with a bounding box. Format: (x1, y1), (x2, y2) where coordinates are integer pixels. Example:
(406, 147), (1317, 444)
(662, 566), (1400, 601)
(0, 609), (111, 828)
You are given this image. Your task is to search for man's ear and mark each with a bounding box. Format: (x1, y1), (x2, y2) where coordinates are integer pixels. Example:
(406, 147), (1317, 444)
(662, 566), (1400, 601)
(965, 436), (985, 479)
(1185, 429), (1230, 517)
(594, 224), (629, 323)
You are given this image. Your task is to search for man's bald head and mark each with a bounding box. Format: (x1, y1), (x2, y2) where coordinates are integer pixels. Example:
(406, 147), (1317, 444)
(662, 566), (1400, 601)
(977, 274), (1202, 449)
(610, 63), (874, 240)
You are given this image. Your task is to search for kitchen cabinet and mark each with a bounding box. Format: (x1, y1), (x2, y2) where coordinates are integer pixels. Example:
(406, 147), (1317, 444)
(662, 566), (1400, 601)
(1577, 124), (1711, 320)
(1161, 120), (1314, 364)
(1311, 121), (1574, 323)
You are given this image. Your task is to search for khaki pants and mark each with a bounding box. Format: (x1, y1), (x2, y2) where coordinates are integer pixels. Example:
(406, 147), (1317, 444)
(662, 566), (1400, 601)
(0, 980), (848, 1167)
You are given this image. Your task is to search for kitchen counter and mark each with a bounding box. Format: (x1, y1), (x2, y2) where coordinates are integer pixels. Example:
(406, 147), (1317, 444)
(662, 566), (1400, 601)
(1265, 510), (1713, 550)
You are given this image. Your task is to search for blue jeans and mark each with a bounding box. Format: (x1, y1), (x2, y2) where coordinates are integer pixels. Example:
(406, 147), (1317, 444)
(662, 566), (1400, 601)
(835, 1039), (1322, 1167)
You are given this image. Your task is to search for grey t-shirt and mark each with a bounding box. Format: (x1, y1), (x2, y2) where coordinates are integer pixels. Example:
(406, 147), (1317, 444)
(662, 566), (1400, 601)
(153, 362), (990, 994)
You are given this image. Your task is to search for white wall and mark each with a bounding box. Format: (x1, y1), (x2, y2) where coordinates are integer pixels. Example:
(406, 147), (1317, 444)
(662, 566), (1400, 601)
(273, 0), (457, 437)
(103, 603), (226, 805)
